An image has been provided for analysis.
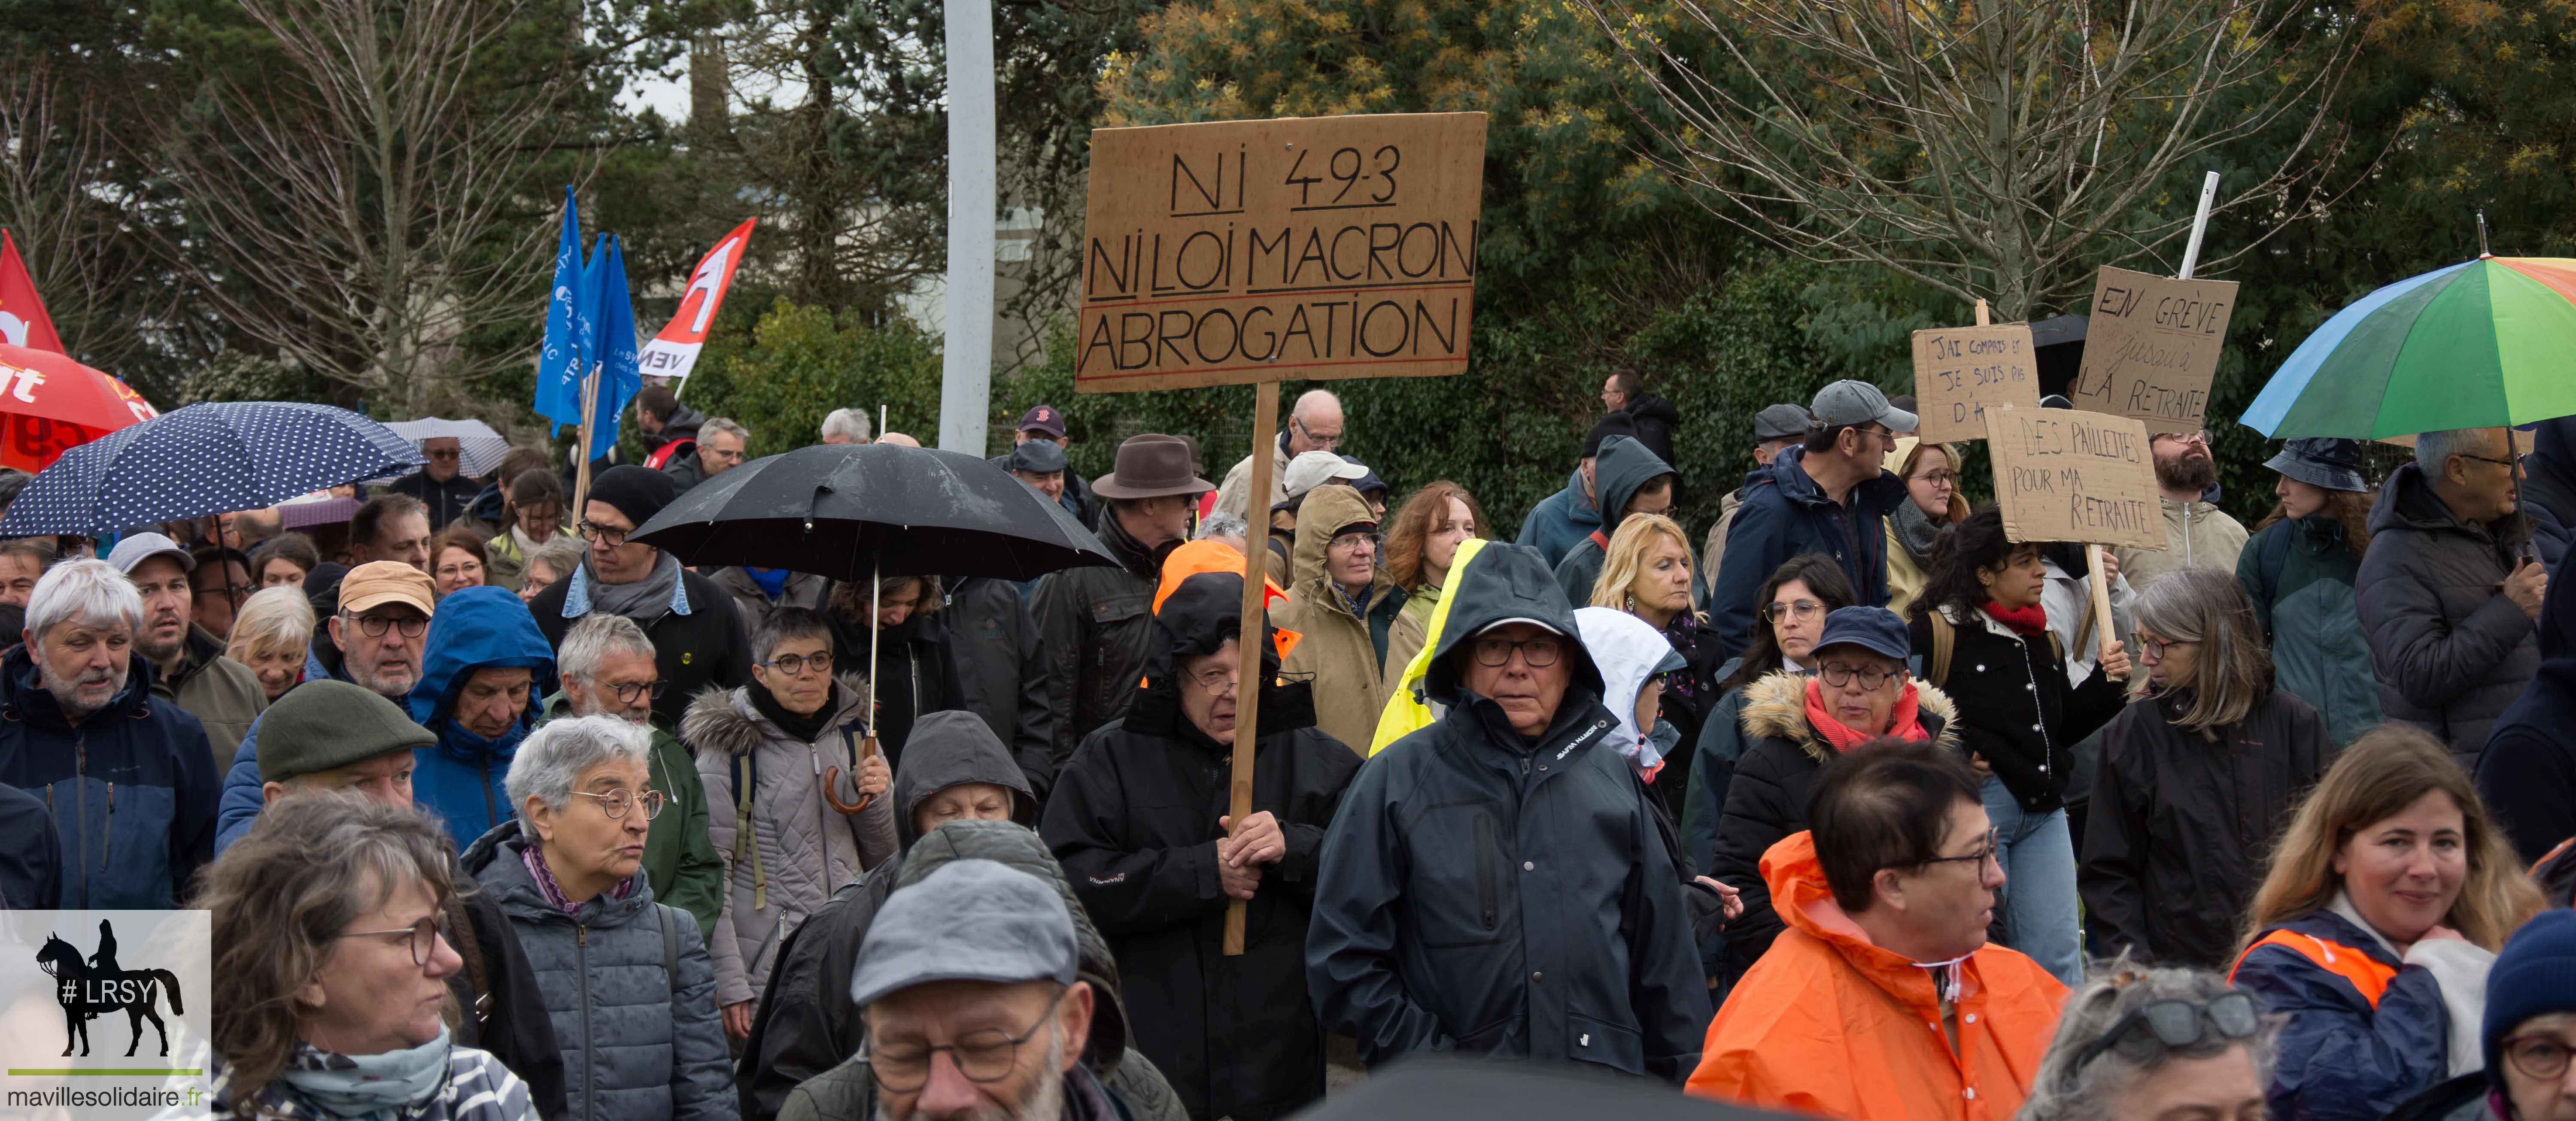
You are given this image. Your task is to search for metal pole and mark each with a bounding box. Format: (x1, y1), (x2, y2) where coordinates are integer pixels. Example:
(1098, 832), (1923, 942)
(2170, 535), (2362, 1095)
(2177, 170), (2221, 280)
(937, 0), (996, 456)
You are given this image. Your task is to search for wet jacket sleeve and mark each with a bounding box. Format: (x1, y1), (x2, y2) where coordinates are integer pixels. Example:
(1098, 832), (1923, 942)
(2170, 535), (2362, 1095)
(668, 911), (741, 1121)
(1708, 498), (1786, 658)
(1306, 760), (1452, 1061)
(1039, 737), (1222, 935)
(1623, 785), (1714, 1084)
(1027, 573), (1084, 767)
(213, 724), (263, 856)
(2357, 550), (2536, 713)
(2062, 656), (2129, 745)
(665, 760), (729, 939)
(2077, 715), (2152, 960)
(2233, 943), (2450, 1121)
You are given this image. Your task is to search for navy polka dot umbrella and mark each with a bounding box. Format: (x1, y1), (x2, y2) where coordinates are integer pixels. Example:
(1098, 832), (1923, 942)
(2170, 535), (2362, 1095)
(0, 402), (427, 535)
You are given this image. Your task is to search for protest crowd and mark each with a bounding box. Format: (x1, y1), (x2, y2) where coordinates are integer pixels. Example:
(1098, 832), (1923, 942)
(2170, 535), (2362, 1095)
(16, 361), (2576, 1121)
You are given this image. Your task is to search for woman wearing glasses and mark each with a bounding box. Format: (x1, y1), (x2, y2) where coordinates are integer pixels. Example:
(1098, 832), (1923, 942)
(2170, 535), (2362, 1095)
(184, 795), (541, 1121)
(1710, 605), (1957, 962)
(683, 606), (895, 1042)
(2080, 568), (2336, 971)
(463, 714), (735, 1121)
(2019, 966), (2272, 1121)
(1679, 555), (1855, 880)
(2233, 726), (2541, 1121)
(1880, 437), (1966, 618)
(1908, 506), (2130, 986)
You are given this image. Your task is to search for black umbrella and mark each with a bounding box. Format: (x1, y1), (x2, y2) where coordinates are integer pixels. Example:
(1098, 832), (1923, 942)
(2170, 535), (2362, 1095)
(629, 442), (1117, 813)
(626, 442), (1115, 582)
(1289, 1059), (1796, 1121)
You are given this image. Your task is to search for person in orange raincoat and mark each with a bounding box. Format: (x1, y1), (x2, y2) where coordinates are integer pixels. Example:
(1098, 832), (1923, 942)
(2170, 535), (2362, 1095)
(1688, 739), (2067, 1121)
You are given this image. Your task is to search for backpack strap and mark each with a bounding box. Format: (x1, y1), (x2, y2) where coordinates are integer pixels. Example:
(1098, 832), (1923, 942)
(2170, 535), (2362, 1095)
(731, 751), (766, 911)
(1928, 612), (1954, 688)
(656, 903), (679, 1000)
(1589, 530), (1610, 551)
(2259, 522), (2293, 609)
(444, 892), (492, 1028)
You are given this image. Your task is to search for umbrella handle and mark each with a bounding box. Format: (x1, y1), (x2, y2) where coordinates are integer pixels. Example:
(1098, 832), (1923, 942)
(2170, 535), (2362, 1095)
(824, 735), (880, 815)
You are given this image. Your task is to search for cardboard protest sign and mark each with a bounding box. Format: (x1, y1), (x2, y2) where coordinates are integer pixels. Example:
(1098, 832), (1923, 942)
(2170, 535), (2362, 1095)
(1075, 113), (1488, 393)
(1911, 323), (2038, 443)
(2068, 264), (2238, 433)
(1984, 404), (2169, 550)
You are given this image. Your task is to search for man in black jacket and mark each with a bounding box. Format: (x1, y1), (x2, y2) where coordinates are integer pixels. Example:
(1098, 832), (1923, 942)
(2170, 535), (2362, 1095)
(948, 574), (1055, 799)
(1044, 570), (1361, 1121)
(527, 466), (750, 726)
(383, 437), (486, 531)
(1306, 543), (1709, 1083)
(1601, 369), (1680, 471)
(1030, 436), (1209, 769)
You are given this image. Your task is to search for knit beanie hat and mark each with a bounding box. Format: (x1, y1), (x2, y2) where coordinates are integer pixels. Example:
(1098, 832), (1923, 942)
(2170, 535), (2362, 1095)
(255, 680), (437, 785)
(587, 465), (681, 529)
(2486, 908), (2576, 1092)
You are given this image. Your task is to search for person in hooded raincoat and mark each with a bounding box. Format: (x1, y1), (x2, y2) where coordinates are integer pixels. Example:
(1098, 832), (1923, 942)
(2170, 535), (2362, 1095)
(1552, 436), (1677, 606)
(1515, 415), (1632, 569)
(1274, 484), (1403, 754)
(406, 586), (556, 849)
(1307, 542), (1709, 1082)
(1367, 537), (1494, 754)
(1045, 568), (1361, 1121)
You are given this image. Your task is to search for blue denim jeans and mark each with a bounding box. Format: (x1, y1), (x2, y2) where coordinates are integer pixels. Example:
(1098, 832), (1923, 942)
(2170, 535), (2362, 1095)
(1981, 776), (2084, 985)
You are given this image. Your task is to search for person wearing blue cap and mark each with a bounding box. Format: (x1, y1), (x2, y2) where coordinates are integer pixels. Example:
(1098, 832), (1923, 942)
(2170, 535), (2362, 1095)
(1709, 606), (1957, 962)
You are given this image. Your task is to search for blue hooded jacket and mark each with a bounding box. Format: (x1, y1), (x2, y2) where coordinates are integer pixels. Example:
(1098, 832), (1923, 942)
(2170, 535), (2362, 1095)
(1706, 445), (1907, 657)
(406, 588), (554, 850)
(1515, 467), (1603, 569)
(0, 646), (217, 909)
(2232, 907), (2450, 1121)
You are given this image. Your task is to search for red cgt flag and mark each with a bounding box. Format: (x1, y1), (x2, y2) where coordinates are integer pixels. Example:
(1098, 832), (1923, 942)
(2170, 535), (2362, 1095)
(0, 231), (64, 355)
(638, 218), (757, 383)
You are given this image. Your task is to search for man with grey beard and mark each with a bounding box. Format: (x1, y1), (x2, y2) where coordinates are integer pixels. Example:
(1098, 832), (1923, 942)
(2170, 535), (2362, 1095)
(0, 558), (217, 908)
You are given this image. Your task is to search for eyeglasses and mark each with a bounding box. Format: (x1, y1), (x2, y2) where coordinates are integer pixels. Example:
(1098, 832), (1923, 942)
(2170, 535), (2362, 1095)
(193, 585), (251, 604)
(1471, 636), (1562, 668)
(2138, 636), (2198, 661)
(1291, 417), (1343, 450)
(1819, 662), (1902, 691)
(705, 446), (747, 464)
(1762, 599), (1825, 623)
(2156, 430), (2213, 447)
(2505, 1034), (2576, 1082)
(1185, 664), (1238, 694)
(336, 913), (447, 967)
(346, 613), (429, 639)
(866, 986), (1068, 1092)
(1918, 827), (2001, 871)
(2458, 451), (2527, 470)
(577, 521), (633, 547)
(1327, 532), (1375, 553)
(2070, 991), (2262, 1075)
(606, 679), (669, 703)
(759, 652), (834, 676)
(1915, 471), (1956, 488)
(425, 447), (461, 461)
(573, 788), (666, 821)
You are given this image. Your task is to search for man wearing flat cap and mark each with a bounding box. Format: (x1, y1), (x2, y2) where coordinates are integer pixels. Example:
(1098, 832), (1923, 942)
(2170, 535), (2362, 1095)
(1030, 435), (1211, 772)
(529, 465), (749, 726)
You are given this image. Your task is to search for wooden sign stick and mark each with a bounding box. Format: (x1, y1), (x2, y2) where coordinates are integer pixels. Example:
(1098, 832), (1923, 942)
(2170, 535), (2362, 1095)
(571, 364), (601, 515)
(1224, 380), (1280, 956)
(1975, 298), (1990, 327)
(2088, 546), (2122, 676)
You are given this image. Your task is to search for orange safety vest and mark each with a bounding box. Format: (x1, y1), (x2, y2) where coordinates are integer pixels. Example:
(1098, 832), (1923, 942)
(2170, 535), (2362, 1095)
(2231, 929), (2398, 1007)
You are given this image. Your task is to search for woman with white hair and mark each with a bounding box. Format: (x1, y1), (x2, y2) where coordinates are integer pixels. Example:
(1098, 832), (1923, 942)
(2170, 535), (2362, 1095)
(2017, 964), (2272, 1121)
(226, 585), (315, 702)
(459, 715), (734, 1121)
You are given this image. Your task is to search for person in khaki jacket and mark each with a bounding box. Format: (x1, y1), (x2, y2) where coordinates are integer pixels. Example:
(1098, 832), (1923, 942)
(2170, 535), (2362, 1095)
(1274, 485), (1405, 754)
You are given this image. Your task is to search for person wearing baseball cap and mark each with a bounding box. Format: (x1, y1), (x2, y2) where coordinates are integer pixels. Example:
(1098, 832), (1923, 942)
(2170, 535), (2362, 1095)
(1711, 605), (1956, 962)
(1516, 412), (1638, 568)
(109, 532), (266, 766)
(211, 559), (440, 855)
(1699, 403), (1817, 606)
(1251, 451), (1369, 587)
(1031, 435), (1212, 762)
(1706, 381), (1914, 657)
(527, 464), (750, 727)
(1007, 404), (1098, 530)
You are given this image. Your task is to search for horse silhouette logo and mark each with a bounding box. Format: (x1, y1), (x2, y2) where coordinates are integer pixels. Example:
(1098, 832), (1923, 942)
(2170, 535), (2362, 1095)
(35, 919), (183, 1057)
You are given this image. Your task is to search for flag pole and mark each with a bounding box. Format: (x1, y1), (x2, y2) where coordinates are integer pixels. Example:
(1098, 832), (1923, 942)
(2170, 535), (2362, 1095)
(572, 363), (601, 516)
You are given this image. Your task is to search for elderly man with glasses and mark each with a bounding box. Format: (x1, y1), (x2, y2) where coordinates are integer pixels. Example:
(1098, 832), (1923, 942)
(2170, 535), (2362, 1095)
(529, 465), (750, 727)
(544, 612), (725, 936)
(1689, 737), (2069, 1119)
(1213, 389), (1345, 523)
(386, 435), (488, 530)
(1308, 543), (1708, 1082)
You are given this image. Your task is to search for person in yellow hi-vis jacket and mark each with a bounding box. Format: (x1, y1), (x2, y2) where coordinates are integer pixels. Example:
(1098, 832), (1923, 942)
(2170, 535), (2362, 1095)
(1369, 537), (1494, 754)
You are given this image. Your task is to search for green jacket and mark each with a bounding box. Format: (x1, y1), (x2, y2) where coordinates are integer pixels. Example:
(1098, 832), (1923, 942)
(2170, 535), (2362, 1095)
(539, 693), (726, 934)
(2237, 516), (2383, 745)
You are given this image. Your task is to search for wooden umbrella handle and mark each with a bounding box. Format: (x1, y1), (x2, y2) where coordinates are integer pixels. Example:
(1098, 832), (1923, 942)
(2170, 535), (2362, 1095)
(824, 734), (879, 815)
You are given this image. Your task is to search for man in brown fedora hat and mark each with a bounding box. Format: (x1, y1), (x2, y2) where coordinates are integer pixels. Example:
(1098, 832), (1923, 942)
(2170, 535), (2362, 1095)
(1031, 434), (1212, 776)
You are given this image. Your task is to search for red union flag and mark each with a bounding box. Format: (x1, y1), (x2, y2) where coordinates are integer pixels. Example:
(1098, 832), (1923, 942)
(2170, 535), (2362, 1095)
(639, 218), (757, 382)
(0, 230), (66, 354)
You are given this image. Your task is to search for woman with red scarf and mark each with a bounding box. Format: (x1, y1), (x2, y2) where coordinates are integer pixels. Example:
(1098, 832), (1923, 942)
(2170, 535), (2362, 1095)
(1710, 606), (1959, 962)
(1908, 506), (2131, 985)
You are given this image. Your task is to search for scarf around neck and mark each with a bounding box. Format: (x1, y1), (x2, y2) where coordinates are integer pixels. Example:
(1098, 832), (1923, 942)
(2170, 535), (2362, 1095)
(1889, 500), (1944, 564)
(1804, 677), (1928, 751)
(277, 1029), (453, 1121)
(521, 839), (633, 915)
(1978, 600), (2050, 637)
(752, 679), (841, 743)
(584, 551), (683, 621)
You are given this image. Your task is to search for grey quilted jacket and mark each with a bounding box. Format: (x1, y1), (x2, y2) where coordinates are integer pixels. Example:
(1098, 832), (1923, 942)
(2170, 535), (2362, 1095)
(462, 821), (738, 1121)
(681, 679), (899, 1006)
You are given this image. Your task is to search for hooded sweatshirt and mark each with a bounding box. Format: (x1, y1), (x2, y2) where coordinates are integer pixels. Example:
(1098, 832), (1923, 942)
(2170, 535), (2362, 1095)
(1275, 485), (1404, 753)
(1552, 436), (1677, 605)
(741, 711), (1039, 1120)
(1515, 466), (1602, 568)
(405, 587), (556, 851)
(1574, 606), (1687, 778)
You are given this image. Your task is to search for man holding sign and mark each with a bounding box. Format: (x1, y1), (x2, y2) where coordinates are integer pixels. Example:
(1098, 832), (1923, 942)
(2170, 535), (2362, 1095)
(2114, 428), (2248, 594)
(1707, 382), (1914, 657)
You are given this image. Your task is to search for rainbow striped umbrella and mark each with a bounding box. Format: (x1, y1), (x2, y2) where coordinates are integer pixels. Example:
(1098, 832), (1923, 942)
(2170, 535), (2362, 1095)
(2242, 256), (2576, 439)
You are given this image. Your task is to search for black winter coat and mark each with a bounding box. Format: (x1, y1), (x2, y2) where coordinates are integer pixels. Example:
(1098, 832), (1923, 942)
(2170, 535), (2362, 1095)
(1305, 543), (1709, 1082)
(385, 469), (486, 531)
(1908, 606), (2126, 814)
(2356, 462), (2540, 770)
(530, 566), (752, 728)
(826, 607), (963, 776)
(945, 576), (1056, 800)
(1708, 672), (1958, 963)
(2478, 546), (2576, 864)
(0, 779), (57, 910)
(2078, 687), (2336, 970)
(1030, 514), (1168, 767)
(447, 881), (570, 1121)
(1625, 395), (1680, 470)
